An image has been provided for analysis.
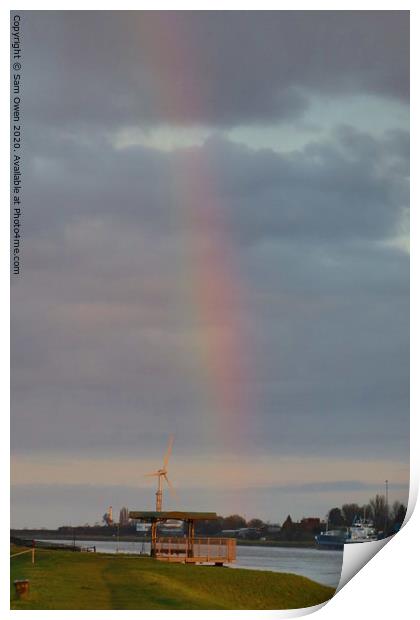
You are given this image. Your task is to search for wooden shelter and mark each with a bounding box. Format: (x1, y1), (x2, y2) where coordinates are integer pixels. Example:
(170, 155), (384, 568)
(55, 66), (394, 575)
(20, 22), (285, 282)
(129, 510), (236, 565)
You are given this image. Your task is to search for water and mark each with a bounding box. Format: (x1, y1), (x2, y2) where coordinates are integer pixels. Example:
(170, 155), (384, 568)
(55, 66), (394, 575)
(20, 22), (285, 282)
(37, 539), (343, 588)
(232, 545), (342, 587)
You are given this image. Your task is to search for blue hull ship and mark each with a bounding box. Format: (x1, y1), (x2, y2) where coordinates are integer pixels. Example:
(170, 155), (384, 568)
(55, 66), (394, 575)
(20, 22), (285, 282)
(315, 518), (377, 549)
(315, 530), (348, 550)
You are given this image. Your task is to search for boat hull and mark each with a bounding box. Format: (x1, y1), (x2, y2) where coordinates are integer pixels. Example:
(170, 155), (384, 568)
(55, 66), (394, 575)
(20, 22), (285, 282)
(315, 533), (346, 550)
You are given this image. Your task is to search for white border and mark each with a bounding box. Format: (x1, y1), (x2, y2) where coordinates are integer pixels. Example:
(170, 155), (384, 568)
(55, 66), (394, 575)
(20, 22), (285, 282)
(2, 3), (417, 619)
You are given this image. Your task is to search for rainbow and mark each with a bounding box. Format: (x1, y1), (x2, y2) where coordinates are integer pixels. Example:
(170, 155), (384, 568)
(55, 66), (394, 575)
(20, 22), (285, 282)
(137, 15), (255, 463)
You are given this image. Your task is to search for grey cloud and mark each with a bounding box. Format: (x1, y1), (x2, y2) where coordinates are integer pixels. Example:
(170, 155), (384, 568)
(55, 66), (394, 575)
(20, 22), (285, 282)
(21, 127), (408, 248)
(22, 11), (409, 129)
(11, 125), (409, 462)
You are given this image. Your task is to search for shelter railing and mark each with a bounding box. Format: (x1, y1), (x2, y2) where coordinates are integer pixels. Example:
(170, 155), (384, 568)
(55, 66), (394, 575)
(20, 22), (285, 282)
(155, 536), (236, 563)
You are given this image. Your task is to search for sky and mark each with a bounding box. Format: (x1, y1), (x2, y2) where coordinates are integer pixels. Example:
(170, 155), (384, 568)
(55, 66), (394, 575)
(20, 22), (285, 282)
(11, 11), (409, 528)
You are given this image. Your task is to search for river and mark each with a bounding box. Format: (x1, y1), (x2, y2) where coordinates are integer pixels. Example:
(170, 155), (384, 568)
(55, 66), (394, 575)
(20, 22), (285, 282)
(36, 538), (343, 587)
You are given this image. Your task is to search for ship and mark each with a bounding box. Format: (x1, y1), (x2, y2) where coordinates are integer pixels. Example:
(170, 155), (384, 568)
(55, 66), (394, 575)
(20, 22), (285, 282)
(315, 517), (377, 549)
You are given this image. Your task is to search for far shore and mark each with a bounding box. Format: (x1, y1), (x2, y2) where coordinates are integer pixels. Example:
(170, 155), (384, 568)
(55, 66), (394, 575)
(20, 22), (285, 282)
(11, 530), (317, 548)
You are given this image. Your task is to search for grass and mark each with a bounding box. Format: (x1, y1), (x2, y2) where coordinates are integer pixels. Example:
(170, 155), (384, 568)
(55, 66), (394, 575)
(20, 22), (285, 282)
(10, 546), (335, 610)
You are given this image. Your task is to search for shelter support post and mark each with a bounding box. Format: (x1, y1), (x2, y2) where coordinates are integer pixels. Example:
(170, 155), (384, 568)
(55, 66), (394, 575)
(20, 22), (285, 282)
(150, 519), (158, 557)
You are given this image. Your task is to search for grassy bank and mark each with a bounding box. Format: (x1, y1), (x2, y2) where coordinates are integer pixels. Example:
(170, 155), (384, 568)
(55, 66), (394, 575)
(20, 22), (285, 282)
(10, 547), (334, 610)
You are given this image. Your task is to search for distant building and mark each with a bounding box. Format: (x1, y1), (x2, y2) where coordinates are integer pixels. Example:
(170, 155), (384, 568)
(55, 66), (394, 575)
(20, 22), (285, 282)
(102, 506), (113, 526)
(265, 524), (282, 534)
(119, 506), (130, 526)
(277, 515), (322, 541)
(237, 527), (261, 540)
(300, 517), (321, 530)
(221, 527), (261, 540)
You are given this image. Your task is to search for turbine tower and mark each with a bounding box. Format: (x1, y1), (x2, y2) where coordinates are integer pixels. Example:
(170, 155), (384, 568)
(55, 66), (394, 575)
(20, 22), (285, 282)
(145, 434), (176, 511)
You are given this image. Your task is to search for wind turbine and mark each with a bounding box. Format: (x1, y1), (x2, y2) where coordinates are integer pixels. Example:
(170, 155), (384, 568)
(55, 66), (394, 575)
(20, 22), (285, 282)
(145, 434), (176, 512)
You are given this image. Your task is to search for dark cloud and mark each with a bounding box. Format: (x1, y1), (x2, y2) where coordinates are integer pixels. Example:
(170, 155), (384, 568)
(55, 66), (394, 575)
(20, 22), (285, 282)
(11, 127), (409, 462)
(22, 11), (409, 128)
(21, 126), (408, 247)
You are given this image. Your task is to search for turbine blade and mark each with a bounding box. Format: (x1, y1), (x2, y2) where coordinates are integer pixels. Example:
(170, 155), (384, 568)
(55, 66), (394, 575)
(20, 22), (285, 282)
(144, 471), (159, 477)
(164, 474), (177, 498)
(163, 434), (174, 469)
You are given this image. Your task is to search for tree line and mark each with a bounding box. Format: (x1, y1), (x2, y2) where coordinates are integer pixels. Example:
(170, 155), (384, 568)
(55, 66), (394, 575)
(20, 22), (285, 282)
(47, 495), (407, 540)
(327, 496), (407, 534)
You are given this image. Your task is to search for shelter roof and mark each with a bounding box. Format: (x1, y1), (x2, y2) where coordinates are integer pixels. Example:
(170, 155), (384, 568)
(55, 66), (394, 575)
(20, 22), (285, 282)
(129, 511), (218, 521)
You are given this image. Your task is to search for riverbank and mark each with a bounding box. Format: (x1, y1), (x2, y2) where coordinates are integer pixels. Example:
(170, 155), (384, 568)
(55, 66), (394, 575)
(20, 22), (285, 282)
(11, 546), (335, 610)
(11, 531), (316, 548)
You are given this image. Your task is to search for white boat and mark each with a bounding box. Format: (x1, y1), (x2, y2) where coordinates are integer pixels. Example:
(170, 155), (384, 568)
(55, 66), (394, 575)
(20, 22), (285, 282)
(345, 517), (377, 544)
